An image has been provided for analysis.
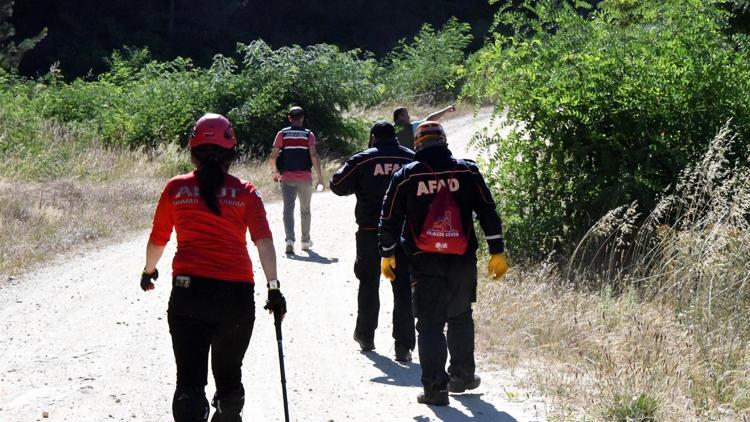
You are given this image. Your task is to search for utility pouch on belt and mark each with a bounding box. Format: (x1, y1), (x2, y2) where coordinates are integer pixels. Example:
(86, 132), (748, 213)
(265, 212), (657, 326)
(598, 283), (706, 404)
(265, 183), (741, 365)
(174, 276), (192, 288)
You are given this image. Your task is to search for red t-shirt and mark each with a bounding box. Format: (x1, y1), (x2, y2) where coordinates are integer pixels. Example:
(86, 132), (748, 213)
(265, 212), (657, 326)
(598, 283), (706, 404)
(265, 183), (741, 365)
(273, 130), (317, 182)
(149, 172), (273, 283)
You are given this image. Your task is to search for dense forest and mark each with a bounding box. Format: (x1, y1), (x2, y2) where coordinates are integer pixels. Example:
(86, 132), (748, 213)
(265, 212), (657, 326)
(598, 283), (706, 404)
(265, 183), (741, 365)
(13, 0), (500, 77)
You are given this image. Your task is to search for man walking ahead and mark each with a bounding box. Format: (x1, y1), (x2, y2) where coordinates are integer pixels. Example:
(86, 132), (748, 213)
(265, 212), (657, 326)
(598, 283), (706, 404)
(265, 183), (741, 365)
(393, 104), (456, 150)
(269, 106), (325, 254)
(379, 121), (509, 406)
(330, 121), (416, 361)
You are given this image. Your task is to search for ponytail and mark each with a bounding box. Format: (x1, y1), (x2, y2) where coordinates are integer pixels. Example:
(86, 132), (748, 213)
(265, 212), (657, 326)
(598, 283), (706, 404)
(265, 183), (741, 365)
(191, 144), (237, 216)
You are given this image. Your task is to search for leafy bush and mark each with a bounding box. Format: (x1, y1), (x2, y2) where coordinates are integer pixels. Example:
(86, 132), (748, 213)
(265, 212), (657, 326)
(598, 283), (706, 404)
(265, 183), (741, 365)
(0, 22), (479, 181)
(16, 43), (377, 156)
(568, 124), (750, 412)
(29, 50), (216, 148)
(223, 41), (377, 155)
(464, 0), (750, 254)
(381, 18), (473, 103)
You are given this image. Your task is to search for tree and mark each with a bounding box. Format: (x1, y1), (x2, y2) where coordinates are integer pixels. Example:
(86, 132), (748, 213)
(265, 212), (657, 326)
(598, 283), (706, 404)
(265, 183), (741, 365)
(0, 0), (45, 71)
(463, 0), (750, 254)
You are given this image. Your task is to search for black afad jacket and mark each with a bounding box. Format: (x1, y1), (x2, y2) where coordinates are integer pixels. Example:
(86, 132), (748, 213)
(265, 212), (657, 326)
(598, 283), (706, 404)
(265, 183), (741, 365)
(378, 146), (505, 258)
(330, 137), (415, 229)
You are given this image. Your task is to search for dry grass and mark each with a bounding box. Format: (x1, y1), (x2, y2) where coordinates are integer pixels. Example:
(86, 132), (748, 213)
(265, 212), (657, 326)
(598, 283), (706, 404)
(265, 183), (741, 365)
(475, 124), (750, 420)
(0, 178), (162, 276)
(0, 132), (343, 279)
(476, 268), (704, 420)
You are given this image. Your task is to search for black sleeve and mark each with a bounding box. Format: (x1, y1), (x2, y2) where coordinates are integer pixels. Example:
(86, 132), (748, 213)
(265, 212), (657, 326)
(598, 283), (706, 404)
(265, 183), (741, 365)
(329, 155), (361, 196)
(469, 164), (505, 254)
(378, 168), (407, 257)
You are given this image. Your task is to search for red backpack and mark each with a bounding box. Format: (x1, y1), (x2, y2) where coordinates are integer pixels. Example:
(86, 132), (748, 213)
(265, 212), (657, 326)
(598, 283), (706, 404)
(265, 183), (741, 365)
(413, 162), (468, 255)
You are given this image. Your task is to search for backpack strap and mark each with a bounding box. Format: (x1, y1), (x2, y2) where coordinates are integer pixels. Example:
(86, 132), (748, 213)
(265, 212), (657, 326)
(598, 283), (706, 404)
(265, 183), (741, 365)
(421, 159), (460, 180)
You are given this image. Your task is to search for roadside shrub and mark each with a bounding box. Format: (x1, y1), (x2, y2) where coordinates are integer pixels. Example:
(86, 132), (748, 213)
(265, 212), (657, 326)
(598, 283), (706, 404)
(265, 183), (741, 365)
(381, 18), (473, 103)
(0, 78), (44, 155)
(568, 124), (750, 414)
(29, 49), (214, 148)
(223, 41), (377, 155)
(1, 25), (477, 171)
(18, 43), (377, 157)
(475, 127), (750, 419)
(0, 76), (102, 179)
(464, 0), (750, 255)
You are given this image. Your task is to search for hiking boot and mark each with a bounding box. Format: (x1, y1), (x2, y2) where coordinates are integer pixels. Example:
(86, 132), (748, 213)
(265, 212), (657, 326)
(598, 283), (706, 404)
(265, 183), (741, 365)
(285, 240), (294, 255)
(394, 344), (412, 363)
(417, 386), (449, 406)
(301, 240), (313, 251)
(353, 332), (375, 351)
(211, 387), (244, 422)
(447, 374), (481, 393)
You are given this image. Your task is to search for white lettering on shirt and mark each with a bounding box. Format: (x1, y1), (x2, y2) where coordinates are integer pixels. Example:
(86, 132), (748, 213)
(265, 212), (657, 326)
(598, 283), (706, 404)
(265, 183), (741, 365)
(416, 178), (460, 196)
(175, 186), (239, 199)
(373, 163), (401, 176)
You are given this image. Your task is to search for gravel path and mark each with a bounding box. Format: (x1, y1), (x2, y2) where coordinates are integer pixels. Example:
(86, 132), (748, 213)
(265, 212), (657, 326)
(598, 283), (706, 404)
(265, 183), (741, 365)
(0, 110), (547, 421)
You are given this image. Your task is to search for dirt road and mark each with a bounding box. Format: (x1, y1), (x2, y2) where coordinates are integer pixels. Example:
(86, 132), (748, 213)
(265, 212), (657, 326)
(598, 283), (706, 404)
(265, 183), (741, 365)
(0, 110), (546, 421)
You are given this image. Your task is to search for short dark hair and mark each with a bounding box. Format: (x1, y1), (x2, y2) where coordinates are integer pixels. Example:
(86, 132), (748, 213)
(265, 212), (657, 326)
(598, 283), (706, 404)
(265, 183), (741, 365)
(393, 107), (407, 123)
(288, 106), (304, 117)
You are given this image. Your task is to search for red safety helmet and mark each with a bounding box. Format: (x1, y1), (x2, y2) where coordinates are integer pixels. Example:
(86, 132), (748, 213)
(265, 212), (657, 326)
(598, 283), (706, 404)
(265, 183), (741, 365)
(189, 113), (237, 149)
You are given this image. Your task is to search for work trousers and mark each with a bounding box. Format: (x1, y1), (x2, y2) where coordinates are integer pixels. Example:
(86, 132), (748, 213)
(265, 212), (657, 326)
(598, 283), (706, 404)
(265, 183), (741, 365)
(410, 253), (478, 389)
(353, 229), (415, 350)
(281, 179), (313, 243)
(167, 276), (255, 422)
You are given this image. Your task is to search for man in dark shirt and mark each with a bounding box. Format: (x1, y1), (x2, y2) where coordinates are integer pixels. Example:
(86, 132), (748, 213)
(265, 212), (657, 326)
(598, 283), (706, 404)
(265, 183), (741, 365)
(393, 104), (455, 150)
(330, 121), (416, 362)
(379, 121), (509, 406)
(269, 107), (325, 255)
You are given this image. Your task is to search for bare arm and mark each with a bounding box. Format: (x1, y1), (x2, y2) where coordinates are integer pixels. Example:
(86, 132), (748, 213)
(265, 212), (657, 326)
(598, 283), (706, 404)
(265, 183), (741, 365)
(309, 144), (325, 189)
(425, 104), (456, 122)
(269, 148), (281, 182)
(144, 241), (166, 273)
(255, 238), (278, 282)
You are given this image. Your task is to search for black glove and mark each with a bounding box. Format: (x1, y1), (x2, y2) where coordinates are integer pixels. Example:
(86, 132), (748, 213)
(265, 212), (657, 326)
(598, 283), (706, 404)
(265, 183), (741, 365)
(263, 289), (287, 316)
(141, 268), (159, 291)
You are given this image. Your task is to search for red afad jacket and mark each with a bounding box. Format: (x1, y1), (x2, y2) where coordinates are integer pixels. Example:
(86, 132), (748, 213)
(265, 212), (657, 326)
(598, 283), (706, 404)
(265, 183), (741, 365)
(149, 171), (273, 283)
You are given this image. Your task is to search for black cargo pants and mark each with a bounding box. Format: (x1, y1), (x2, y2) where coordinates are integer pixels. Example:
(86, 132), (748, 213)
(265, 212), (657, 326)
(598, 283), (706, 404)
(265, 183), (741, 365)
(167, 276), (255, 422)
(353, 229), (415, 350)
(410, 252), (478, 389)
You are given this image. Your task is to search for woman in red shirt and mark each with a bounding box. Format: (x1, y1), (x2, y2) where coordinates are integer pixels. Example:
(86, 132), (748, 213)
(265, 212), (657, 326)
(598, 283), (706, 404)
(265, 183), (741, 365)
(140, 113), (286, 422)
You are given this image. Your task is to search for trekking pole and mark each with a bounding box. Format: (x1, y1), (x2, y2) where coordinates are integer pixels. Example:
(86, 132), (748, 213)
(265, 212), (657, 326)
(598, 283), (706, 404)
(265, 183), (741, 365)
(274, 310), (290, 422)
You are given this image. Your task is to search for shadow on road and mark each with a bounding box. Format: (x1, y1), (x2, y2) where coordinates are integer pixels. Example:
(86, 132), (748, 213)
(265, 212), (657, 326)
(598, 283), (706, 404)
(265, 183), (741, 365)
(364, 351), (422, 387)
(412, 393), (518, 422)
(285, 250), (338, 264)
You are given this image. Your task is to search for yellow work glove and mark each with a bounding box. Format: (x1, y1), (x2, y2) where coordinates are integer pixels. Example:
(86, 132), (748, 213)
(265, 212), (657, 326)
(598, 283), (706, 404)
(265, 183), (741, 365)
(381, 256), (397, 281)
(488, 253), (509, 279)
